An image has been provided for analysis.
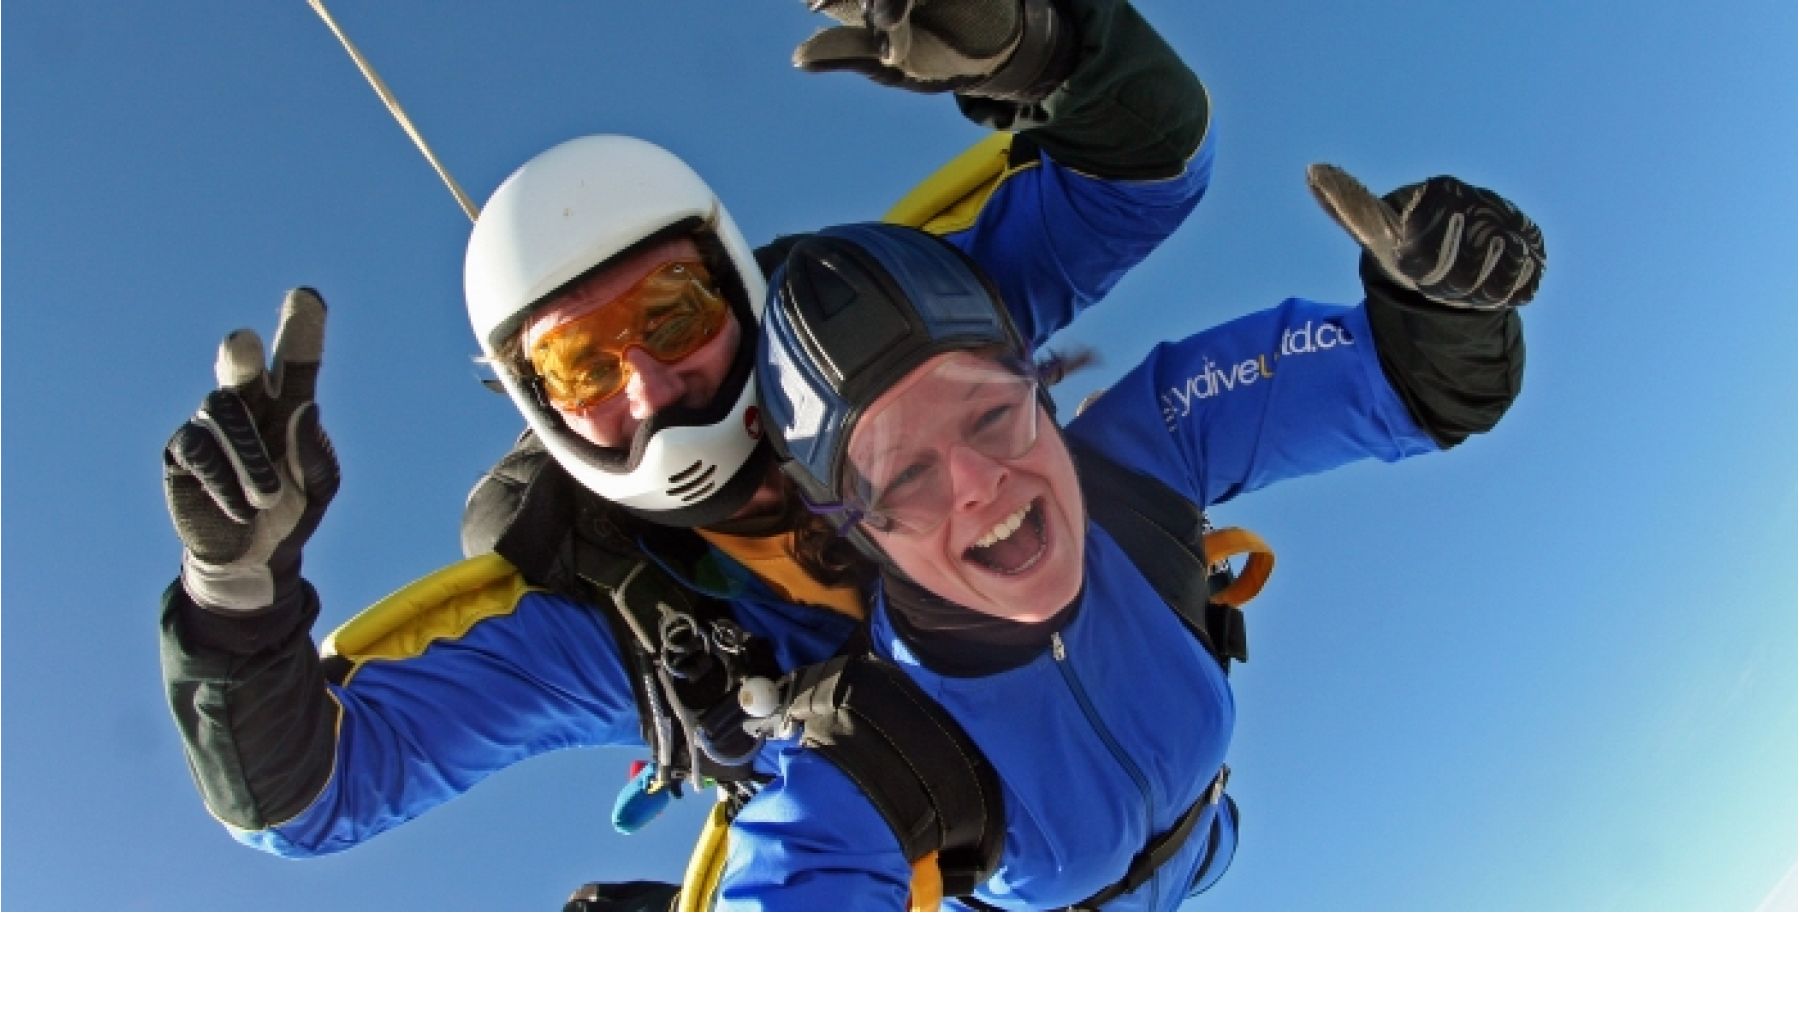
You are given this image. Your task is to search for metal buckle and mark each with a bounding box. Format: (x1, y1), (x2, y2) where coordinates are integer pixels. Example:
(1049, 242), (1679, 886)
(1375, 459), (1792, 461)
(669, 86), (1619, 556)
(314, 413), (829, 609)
(1207, 764), (1231, 806)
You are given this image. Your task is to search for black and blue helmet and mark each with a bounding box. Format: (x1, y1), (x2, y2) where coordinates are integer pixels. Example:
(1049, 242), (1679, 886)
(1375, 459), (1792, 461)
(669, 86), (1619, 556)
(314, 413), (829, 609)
(755, 223), (1031, 534)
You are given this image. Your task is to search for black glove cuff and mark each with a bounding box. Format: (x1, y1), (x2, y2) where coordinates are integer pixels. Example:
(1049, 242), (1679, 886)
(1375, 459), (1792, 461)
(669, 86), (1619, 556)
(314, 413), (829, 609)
(963, 0), (1079, 103)
(1360, 255), (1526, 449)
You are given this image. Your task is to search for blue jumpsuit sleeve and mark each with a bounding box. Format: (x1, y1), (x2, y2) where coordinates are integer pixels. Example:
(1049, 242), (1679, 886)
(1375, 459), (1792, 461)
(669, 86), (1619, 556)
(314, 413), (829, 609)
(714, 742), (914, 911)
(944, 134), (1214, 349)
(1069, 298), (1441, 507)
(234, 588), (644, 857)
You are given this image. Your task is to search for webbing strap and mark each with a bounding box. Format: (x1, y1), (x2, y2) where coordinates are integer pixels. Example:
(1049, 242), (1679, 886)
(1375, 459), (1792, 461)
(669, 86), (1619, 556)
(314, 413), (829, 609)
(1069, 439), (1269, 666)
(1072, 765), (1230, 911)
(785, 655), (1007, 898)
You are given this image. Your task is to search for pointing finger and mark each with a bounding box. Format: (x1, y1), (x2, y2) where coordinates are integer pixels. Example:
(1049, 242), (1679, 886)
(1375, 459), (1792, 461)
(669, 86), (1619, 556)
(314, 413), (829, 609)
(269, 286), (327, 402)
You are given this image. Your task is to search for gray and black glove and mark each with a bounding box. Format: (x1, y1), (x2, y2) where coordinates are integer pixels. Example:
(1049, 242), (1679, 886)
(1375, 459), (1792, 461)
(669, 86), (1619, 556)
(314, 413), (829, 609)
(1307, 165), (1546, 310)
(163, 287), (339, 613)
(794, 0), (1075, 103)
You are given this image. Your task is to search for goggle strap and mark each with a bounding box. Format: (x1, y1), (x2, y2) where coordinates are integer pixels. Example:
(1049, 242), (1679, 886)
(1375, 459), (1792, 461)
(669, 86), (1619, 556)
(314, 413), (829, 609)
(799, 496), (873, 536)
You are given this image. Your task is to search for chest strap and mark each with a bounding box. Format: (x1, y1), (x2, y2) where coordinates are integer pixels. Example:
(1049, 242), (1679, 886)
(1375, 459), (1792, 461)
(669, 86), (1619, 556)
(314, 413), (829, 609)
(1071, 764), (1230, 911)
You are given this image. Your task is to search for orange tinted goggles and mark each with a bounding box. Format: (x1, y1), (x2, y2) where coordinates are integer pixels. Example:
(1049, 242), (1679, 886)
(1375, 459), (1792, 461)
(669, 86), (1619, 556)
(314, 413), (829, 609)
(527, 261), (728, 411)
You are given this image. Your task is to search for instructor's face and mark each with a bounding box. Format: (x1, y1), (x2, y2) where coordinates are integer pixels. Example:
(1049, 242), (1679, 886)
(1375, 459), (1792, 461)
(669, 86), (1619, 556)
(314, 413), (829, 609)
(525, 238), (740, 449)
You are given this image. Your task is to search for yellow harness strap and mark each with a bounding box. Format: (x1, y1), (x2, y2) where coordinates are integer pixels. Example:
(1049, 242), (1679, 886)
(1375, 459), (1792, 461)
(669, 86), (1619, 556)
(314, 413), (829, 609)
(1201, 527), (1276, 608)
(883, 133), (1024, 234)
(676, 800), (735, 912)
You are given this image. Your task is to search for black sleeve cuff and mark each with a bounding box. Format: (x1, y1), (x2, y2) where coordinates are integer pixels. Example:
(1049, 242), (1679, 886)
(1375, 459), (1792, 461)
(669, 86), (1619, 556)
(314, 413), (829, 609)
(160, 578), (339, 829)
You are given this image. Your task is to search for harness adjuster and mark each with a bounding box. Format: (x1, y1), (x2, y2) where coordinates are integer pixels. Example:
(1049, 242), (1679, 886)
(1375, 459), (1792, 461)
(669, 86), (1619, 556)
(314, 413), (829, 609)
(1206, 763), (1230, 806)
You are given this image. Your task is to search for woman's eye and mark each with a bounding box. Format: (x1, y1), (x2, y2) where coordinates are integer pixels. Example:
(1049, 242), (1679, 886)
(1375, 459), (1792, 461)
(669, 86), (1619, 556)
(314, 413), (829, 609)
(879, 461), (932, 503)
(971, 402), (1016, 436)
(892, 462), (927, 489)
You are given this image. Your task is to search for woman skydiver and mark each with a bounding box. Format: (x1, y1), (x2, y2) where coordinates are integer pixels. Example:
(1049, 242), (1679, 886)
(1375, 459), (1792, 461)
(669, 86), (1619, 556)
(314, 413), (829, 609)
(720, 167), (1543, 910)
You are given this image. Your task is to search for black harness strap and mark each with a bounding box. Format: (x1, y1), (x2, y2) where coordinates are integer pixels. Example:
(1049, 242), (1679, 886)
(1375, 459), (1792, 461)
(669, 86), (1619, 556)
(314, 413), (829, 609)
(1070, 438), (1249, 668)
(485, 444), (769, 788)
(1070, 765), (1229, 911)
(776, 653), (1007, 898)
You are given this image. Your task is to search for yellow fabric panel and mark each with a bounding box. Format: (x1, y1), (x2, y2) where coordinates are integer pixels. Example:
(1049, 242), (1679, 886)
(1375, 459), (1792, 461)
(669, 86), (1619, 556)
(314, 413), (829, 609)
(883, 132), (1035, 235)
(321, 551), (538, 664)
(695, 528), (866, 620)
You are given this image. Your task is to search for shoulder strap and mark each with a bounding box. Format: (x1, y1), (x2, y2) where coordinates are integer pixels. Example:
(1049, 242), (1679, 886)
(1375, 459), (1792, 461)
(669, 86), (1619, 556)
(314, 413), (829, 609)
(762, 651), (1007, 902)
(1067, 437), (1257, 669)
(481, 433), (769, 789)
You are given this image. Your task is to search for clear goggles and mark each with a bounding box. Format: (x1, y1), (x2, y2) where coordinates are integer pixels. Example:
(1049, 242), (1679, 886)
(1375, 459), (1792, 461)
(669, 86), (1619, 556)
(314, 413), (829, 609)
(839, 361), (1042, 535)
(526, 260), (727, 412)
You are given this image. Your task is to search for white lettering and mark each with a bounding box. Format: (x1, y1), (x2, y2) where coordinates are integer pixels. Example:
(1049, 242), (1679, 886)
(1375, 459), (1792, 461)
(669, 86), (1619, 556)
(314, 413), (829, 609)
(1160, 318), (1352, 430)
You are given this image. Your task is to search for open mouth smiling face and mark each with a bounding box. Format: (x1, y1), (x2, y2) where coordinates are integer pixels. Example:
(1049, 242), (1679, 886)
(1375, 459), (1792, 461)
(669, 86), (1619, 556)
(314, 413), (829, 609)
(847, 352), (1086, 623)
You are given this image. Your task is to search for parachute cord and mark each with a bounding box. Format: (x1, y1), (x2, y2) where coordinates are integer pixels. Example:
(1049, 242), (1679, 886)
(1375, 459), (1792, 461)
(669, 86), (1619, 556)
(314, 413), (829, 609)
(305, 1), (479, 222)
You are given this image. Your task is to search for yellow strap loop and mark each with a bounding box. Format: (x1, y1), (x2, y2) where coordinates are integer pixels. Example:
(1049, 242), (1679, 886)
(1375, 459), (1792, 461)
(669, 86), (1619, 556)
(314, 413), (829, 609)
(907, 852), (945, 912)
(1202, 527), (1276, 608)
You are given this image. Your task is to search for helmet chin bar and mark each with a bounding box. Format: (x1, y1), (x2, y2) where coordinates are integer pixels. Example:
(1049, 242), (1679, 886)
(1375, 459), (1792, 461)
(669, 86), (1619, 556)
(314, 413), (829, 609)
(640, 438), (772, 528)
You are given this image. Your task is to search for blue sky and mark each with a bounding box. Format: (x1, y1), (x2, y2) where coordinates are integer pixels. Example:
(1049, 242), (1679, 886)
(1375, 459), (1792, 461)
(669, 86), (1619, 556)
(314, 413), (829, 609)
(4, 0), (1794, 949)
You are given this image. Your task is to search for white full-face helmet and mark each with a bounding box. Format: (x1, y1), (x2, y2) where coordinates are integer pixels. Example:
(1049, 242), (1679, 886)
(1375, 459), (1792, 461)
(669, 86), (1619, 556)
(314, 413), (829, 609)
(465, 135), (768, 526)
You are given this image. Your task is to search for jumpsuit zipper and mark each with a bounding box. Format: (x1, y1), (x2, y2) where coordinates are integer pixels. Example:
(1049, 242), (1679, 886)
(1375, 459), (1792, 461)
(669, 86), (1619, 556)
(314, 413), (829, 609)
(1050, 631), (1161, 909)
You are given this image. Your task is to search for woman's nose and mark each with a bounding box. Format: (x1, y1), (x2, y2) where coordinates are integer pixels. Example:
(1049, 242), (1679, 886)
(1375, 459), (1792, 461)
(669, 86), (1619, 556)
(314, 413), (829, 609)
(948, 443), (1007, 511)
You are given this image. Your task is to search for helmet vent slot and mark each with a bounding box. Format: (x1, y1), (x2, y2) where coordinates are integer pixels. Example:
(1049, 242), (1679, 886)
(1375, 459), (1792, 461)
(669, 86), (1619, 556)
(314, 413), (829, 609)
(669, 464), (718, 501)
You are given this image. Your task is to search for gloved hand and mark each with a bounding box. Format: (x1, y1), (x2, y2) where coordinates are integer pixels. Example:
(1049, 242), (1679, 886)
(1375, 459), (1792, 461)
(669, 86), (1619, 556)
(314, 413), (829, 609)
(163, 287), (339, 613)
(1307, 164), (1546, 310)
(794, 0), (1073, 103)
